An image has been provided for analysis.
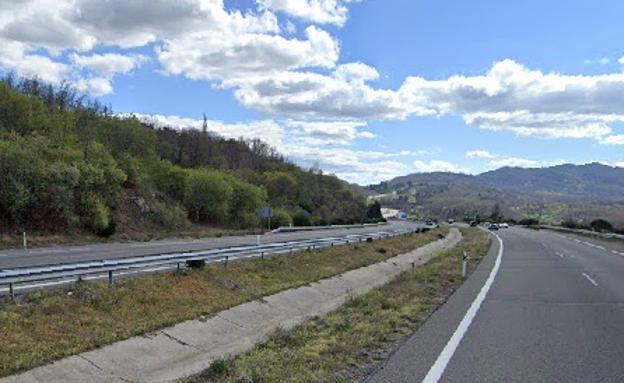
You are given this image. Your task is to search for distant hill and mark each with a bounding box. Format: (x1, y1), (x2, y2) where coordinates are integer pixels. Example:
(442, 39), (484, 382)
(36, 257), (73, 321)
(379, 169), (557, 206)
(368, 163), (624, 228)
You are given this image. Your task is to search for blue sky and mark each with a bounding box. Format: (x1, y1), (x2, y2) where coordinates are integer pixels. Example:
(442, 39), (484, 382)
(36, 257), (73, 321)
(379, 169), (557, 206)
(1, 0), (624, 184)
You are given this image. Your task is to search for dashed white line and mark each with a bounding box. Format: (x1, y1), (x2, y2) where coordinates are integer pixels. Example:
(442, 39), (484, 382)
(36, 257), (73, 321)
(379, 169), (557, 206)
(422, 231), (504, 383)
(581, 272), (599, 287)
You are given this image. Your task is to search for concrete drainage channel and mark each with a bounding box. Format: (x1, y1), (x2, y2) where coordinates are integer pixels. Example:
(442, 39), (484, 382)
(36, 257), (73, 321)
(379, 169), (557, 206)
(0, 226), (429, 297)
(1, 228), (461, 383)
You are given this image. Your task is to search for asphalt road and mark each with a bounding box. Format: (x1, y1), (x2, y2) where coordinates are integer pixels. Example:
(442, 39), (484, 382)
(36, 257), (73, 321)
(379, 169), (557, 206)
(366, 227), (624, 383)
(0, 221), (419, 269)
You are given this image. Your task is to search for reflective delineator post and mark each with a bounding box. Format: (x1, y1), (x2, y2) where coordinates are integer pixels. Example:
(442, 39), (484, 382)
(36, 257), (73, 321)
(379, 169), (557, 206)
(22, 231), (27, 250)
(462, 251), (468, 279)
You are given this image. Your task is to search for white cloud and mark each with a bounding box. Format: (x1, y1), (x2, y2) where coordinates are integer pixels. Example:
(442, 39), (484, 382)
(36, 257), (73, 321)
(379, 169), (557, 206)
(132, 113), (285, 148)
(257, 0), (360, 26)
(229, 59), (624, 145)
(0, 0), (342, 94)
(73, 77), (114, 97)
(286, 119), (371, 145)
(487, 157), (540, 168)
(412, 160), (467, 173)
(599, 57), (610, 65)
(466, 150), (498, 159)
(71, 53), (147, 78)
(158, 25), (338, 81)
(600, 134), (624, 145)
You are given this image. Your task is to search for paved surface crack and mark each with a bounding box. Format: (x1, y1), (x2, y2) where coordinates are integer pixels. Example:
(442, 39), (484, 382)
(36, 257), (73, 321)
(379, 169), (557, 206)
(160, 331), (198, 349)
(215, 314), (246, 328)
(77, 355), (104, 372)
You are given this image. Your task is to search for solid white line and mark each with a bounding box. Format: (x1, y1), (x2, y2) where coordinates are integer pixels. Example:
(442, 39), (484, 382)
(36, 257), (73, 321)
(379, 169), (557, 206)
(422, 232), (504, 383)
(581, 272), (599, 287)
(612, 250), (619, 255)
(595, 245), (606, 251)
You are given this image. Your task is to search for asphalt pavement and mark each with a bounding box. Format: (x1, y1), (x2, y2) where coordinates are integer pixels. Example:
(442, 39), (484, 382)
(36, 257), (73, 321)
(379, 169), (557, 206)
(366, 226), (624, 383)
(0, 221), (418, 269)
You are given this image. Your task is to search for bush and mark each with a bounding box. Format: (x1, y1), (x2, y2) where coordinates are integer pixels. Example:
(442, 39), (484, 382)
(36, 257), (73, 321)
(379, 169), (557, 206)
(590, 219), (613, 233)
(518, 218), (539, 226)
(292, 210), (312, 226)
(267, 208), (292, 229)
(150, 201), (189, 230)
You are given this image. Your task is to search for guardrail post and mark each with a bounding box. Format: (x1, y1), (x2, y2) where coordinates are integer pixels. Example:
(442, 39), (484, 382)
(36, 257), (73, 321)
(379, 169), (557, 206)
(290, 246), (294, 255)
(261, 251), (264, 260)
(9, 283), (15, 301)
(224, 256), (229, 267)
(108, 270), (113, 285)
(177, 262), (180, 271)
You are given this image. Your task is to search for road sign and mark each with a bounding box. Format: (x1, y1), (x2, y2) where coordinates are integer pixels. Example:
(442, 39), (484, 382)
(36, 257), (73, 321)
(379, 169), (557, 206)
(259, 206), (273, 218)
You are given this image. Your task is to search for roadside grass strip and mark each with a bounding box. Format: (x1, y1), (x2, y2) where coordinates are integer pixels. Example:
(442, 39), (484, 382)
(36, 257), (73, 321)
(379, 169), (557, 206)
(0, 227), (447, 377)
(185, 228), (489, 383)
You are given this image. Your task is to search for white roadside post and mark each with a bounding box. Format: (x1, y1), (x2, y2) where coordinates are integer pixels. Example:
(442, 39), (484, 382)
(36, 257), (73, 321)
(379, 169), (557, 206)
(22, 231), (27, 250)
(462, 251), (468, 279)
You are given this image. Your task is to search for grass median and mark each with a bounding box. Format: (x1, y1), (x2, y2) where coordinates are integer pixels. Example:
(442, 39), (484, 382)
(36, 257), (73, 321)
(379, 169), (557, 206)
(0, 227), (447, 377)
(186, 227), (489, 383)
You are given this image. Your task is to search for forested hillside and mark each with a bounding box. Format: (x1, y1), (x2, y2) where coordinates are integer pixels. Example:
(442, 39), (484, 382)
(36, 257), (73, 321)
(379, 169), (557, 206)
(0, 76), (369, 241)
(368, 164), (624, 229)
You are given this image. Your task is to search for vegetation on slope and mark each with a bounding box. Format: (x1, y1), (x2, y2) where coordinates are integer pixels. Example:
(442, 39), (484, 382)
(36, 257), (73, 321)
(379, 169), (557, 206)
(0, 76), (371, 242)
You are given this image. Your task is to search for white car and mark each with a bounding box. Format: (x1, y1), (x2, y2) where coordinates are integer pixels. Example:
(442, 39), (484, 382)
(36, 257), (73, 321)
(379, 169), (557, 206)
(499, 223), (509, 228)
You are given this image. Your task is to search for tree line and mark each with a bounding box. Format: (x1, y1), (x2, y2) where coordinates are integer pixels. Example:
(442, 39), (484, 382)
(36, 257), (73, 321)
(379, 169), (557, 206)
(0, 76), (374, 237)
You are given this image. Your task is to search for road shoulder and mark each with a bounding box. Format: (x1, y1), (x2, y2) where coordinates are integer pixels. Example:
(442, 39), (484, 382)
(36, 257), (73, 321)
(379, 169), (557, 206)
(365, 229), (501, 383)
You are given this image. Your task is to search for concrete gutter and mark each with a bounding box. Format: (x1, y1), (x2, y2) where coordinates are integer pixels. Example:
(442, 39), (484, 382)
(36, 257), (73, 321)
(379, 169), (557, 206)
(3, 228), (461, 383)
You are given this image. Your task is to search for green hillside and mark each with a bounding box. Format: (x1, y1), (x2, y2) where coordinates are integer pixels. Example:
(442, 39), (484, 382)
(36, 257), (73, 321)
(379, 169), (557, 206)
(0, 76), (368, 242)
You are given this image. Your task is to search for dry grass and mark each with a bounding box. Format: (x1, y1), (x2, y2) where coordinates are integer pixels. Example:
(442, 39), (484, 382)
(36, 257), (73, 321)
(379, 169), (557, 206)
(186, 227), (490, 383)
(0, 227), (447, 377)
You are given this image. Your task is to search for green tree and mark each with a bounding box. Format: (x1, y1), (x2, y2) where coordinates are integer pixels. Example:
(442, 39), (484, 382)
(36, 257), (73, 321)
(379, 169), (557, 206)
(183, 169), (233, 223)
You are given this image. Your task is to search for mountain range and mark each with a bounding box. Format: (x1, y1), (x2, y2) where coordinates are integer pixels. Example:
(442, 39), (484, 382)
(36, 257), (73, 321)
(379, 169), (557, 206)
(368, 163), (624, 227)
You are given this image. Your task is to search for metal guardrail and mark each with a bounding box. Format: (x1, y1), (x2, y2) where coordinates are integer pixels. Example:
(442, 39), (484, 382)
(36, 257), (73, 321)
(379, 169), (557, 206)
(0, 226), (427, 298)
(271, 222), (388, 233)
(540, 225), (624, 240)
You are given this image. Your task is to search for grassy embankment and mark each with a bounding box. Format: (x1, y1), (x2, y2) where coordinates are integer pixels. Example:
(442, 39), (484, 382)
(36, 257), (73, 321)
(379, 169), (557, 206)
(187, 227), (490, 383)
(0, 227), (447, 377)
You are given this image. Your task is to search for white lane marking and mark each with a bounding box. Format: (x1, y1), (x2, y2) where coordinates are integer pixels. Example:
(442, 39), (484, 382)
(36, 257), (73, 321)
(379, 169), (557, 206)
(540, 242), (547, 248)
(422, 232), (504, 383)
(581, 272), (599, 287)
(595, 245), (606, 251)
(612, 250), (619, 255)
(555, 252), (564, 258)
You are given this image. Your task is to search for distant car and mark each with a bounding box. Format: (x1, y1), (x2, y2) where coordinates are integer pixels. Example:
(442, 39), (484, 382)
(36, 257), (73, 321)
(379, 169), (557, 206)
(447, 219), (455, 224)
(499, 223), (509, 228)
(488, 223), (499, 230)
(470, 221), (478, 227)
(425, 220), (433, 226)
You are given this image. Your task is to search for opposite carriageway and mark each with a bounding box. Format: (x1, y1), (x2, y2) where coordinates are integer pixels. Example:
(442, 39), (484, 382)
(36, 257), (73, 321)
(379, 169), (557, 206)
(0, 225), (429, 298)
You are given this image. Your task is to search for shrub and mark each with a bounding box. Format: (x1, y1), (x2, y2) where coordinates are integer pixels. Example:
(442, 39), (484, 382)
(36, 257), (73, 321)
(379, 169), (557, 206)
(267, 208), (292, 229)
(590, 219), (613, 233)
(292, 210), (312, 226)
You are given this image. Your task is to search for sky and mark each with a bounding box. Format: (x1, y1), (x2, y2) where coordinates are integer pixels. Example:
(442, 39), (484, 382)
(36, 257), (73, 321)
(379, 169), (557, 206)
(1, 0), (624, 185)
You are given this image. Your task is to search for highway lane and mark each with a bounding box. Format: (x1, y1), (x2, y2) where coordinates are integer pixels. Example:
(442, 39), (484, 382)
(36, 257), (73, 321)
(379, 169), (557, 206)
(0, 221), (419, 269)
(367, 227), (624, 382)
